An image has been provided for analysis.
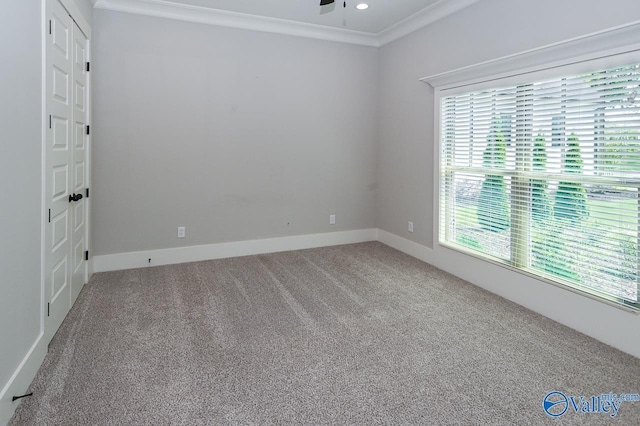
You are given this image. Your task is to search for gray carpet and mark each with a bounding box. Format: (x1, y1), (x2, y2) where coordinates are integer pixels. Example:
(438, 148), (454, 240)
(9, 242), (640, 425)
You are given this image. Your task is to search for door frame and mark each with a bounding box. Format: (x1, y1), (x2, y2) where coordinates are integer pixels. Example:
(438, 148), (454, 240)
(41, 0), (92, 342)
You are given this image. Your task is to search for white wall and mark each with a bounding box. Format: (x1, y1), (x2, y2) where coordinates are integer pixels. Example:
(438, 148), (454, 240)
(74, 0), (93, 26)
(0, 1), (46, 424)
(377, 0), (640, 357)
(92, 10), (379, 256)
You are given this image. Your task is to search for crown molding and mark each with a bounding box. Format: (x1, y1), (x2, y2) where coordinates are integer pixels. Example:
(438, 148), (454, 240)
(377, 0), (479, 46)
(93, 0), (379, 46)
(93, 0), (478, 47)
(420, 20), (640, 89)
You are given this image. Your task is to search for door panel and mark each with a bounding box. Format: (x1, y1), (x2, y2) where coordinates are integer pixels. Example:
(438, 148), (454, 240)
(52, 67), (68, 103)
(74, 122), (84, 148)
(51, 165), (68, 200)
(74, 202), (84, 231)
(51, 257), (68, 300)
(70, 20), (88, 305)
(51, 116), (69, 150)
(51, 210), (68, 251)
(73, 238), (84, 271)
(46, 0), (73, 340)
(74, 162), (85, 191)
(45, 0), (90, 341)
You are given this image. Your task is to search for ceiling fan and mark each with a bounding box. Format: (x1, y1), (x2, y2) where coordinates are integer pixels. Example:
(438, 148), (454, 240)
(319, 0), (346, 14)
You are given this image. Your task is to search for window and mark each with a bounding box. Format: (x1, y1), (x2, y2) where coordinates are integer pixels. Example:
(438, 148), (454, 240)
(439, 57), (640, 310)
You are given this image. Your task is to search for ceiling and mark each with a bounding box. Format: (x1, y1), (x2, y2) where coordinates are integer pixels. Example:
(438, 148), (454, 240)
(160, 0), (442, 34)
(92, 0), (479, 46)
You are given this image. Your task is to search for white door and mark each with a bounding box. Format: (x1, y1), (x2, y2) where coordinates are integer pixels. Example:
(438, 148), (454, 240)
(45, 0), (90, 341)
(70, 21), (88, 304)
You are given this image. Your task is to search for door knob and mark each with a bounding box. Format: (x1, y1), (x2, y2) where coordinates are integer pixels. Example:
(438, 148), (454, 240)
(68, 193), (83, 202)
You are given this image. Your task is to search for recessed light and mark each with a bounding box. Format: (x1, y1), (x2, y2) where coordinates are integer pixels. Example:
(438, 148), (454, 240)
(356, 3), (369, 10)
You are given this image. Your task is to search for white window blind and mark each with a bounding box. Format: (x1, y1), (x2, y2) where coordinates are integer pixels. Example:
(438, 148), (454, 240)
(440, 60), (640, 310)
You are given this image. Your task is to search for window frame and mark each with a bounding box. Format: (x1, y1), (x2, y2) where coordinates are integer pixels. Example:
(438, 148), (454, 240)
(433, 48), (640, 313)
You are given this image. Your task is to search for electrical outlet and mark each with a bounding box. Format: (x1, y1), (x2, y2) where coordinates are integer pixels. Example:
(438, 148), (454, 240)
(408, 221), (414, 233)
(329, 214), (336, 225)
(177, 226), (186, 238)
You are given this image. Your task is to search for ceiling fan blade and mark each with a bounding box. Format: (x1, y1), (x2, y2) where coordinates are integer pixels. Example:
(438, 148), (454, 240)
(319, 2), (335, 14)
(320, 0), (334, 5)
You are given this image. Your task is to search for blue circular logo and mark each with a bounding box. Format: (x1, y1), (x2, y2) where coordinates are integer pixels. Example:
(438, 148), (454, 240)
(543, 391), (569, 417)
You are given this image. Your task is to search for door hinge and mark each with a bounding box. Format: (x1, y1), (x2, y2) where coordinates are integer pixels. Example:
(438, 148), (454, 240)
(86, 62), (90, 72)
(47, 303), (50, 317)
(49, 115), (52, 129)
(86, 188), (89, 198)
(86, 125), (90, 135)
(48, 209), (51, 223)
(85, 250), (89, 261)
(49, 20), (52, 35)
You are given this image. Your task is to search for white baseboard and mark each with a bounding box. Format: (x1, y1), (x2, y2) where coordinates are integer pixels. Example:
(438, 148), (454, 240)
(0, 333), (47, 425)
(93, 228), (378, 273)
(377, 229), (435, 264)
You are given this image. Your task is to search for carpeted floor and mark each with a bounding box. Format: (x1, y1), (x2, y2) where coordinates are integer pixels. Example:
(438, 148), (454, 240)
(9, 242), (640, 425)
